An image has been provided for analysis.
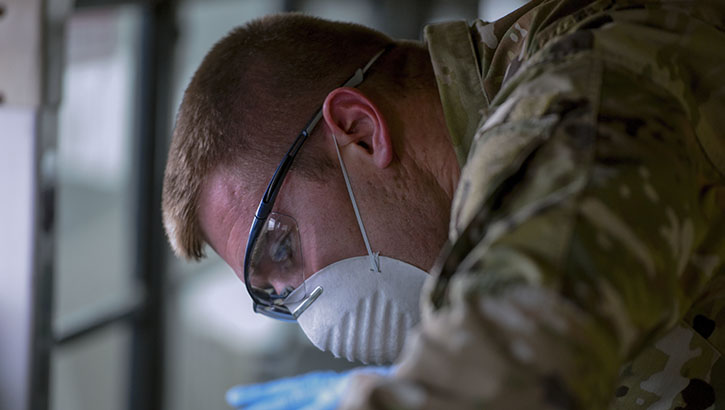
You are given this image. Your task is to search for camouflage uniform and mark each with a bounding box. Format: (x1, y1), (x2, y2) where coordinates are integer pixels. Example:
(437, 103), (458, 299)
(341, 0), (725, 409)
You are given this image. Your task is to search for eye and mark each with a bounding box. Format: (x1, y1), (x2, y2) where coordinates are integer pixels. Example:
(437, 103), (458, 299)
(270, 231), (294, 263)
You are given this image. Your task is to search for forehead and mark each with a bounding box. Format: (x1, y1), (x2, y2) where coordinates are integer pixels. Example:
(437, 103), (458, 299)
(197, 166), (259, 271)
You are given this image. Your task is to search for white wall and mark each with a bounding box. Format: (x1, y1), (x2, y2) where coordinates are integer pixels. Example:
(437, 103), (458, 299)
(0, 108), (37, 410)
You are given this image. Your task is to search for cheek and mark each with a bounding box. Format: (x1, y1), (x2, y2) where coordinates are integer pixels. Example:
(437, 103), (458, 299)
(297, 209), (363, 277)
(295, 197), (367, 275)
(364, 174), (450, 271)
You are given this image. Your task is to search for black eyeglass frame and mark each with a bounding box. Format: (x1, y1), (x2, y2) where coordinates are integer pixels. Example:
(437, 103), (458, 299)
(243, 47), (390, 321)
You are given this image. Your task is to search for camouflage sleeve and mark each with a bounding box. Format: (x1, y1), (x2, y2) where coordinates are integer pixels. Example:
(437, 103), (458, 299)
(340, 33), (725, 410)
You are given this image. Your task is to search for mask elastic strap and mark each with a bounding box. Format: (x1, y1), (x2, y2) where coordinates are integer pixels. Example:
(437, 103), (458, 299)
(333, 135), (380, 272)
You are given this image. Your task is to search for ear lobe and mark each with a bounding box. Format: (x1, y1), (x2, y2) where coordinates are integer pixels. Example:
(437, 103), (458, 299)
(322, 87), (393, 169)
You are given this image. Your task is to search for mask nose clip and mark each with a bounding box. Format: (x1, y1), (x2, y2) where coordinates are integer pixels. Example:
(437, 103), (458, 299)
(290, 286), (324, 319)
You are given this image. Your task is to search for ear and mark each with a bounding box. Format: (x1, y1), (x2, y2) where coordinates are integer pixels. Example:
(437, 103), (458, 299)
(322, 87), (393, 169)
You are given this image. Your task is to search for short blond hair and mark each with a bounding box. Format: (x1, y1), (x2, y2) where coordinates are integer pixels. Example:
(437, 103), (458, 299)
(161, 13), (425, 260)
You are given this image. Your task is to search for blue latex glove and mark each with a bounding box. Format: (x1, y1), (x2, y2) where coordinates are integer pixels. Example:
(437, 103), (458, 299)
(225, 366), (392, 410)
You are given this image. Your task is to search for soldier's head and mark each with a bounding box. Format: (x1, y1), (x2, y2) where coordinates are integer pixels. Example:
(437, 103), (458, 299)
(162, 13), (459, 314)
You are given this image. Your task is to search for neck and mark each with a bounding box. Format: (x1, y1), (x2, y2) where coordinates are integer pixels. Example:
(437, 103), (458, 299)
(380, 43), (460, 204)
(428, 89), (460, 202)
(401, 83), (460, 204)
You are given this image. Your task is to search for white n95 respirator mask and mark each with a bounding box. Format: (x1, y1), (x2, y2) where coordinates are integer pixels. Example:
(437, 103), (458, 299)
(283, 256), (427, 364)
(282, 135), (429, 365)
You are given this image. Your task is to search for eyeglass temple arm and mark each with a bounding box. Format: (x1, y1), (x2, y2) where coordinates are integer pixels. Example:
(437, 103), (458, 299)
(256, 47), (389, 219)
(297, 47), (387, 139)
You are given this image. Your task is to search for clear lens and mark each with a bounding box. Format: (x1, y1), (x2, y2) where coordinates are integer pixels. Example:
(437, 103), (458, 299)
(247, 212), (306, 305)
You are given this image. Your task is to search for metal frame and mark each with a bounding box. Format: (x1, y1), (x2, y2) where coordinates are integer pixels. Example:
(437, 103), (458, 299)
(127, 2), (176, 409)
(48, 1), (177, 410)
(0, 0), (176, 409)
(0, 0), (71, 408)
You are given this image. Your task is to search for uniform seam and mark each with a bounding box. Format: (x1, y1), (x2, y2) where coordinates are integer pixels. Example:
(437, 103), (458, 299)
(679, 318), (724, 357)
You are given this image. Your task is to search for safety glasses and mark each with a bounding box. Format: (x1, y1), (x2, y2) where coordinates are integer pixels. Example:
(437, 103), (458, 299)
(243, 47), (389, 321)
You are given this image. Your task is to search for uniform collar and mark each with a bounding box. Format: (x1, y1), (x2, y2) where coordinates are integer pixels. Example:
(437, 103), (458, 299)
(425, 21), (489, 168)
(425, 1), (545, 167)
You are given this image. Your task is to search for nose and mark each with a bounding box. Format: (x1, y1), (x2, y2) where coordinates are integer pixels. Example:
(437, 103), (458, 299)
(269, 276), (303, 298)
(262, 268), (305, 297)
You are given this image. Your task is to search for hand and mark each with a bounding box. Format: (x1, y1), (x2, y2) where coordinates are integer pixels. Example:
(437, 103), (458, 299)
(225, 366), (392, 410)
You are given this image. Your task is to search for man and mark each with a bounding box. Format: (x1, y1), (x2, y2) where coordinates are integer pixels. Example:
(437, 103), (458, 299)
(162, 0), (725, 408)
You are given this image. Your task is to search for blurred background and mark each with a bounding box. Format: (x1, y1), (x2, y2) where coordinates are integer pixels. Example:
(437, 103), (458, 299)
(0, 0), (525, 409)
